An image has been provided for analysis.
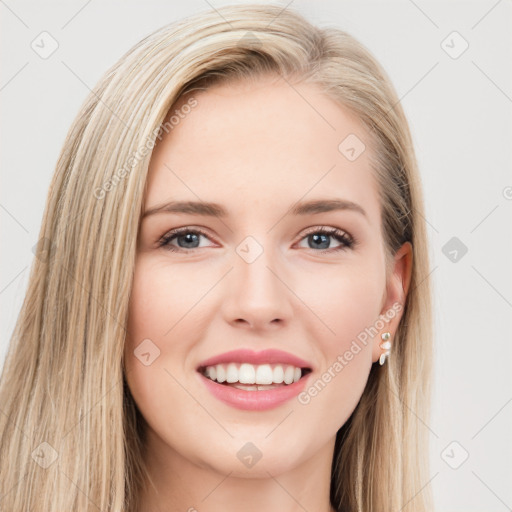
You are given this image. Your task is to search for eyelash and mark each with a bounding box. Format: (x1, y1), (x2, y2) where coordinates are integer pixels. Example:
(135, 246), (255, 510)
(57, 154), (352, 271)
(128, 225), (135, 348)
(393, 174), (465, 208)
(157, 226), (356, 253)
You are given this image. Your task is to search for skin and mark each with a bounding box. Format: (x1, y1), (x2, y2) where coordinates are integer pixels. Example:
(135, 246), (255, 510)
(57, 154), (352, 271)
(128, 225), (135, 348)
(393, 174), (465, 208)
(124, 74), (412, 512)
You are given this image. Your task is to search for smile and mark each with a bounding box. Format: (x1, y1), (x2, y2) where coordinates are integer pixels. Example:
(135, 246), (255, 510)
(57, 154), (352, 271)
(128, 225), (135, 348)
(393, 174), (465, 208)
(197, 363), (313, 411)
(199, 362), (312, 388)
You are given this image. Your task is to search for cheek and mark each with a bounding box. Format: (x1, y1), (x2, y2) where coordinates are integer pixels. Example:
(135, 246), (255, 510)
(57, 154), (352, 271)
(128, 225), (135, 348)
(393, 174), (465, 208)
(124, 255), (213, 379)
(124, 260), (180, 408)
(334, 277), (382, 346)
(126, 257), (202, 345)
(124, 260), (202, 446)
(305, 258), (385, 349)
(296, 269), (382, 431)
(300, 260), (384, 403)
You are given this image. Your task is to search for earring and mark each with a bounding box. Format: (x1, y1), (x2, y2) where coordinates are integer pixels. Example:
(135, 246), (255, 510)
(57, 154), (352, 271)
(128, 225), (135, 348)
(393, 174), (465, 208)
(379, 332), (391, 365)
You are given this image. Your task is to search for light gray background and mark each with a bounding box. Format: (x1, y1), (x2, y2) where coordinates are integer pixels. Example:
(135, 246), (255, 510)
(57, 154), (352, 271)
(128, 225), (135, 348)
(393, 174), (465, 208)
(1, 1), (511, 510)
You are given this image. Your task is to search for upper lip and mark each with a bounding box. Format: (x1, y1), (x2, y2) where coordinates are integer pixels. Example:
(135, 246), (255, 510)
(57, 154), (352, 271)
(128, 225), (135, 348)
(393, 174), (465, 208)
(197, 349), (313, 371)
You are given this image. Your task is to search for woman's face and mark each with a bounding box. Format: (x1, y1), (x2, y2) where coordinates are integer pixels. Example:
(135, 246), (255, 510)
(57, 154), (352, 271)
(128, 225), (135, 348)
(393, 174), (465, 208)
(125, 75), (411, 478)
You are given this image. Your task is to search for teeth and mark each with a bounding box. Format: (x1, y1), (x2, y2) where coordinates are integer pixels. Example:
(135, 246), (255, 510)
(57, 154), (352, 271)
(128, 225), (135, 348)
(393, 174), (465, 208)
(231, 383), (284, 391)
(202, 363), (305, 385)
(226, 363), (239, 383)
(254, 364), (273, 384)
(273, 365), (284, 383)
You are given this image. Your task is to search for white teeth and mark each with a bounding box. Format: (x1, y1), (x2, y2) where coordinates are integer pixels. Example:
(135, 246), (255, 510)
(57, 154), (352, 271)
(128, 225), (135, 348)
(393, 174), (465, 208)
(255, 364), (273, 385)
(284, 365), (295, 384)
(272, 365), (284, 383)
(226, 363), (238, 383)
(239, 363), (256, 384)
(202, 363), (306, 385)
(216, 364), (226, 383)
(231, 383), (283, 391)
(205, 366), (217, 381)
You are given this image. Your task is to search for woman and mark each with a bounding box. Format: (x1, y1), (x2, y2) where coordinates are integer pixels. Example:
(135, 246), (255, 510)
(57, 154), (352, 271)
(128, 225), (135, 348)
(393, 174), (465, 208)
(0, 4), (433, 511)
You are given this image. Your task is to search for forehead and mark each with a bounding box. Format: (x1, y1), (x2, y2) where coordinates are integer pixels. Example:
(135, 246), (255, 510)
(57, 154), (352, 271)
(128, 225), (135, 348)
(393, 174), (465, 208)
(145, 76), (380, 223)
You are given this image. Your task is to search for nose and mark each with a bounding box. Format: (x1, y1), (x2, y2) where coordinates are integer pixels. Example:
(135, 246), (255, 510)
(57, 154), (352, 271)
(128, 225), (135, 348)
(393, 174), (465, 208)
(221, 245), (293, 331)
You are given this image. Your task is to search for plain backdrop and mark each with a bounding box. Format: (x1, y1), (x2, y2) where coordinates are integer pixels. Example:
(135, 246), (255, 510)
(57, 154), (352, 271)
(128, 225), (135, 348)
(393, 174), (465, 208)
(1, 1), (511, 511)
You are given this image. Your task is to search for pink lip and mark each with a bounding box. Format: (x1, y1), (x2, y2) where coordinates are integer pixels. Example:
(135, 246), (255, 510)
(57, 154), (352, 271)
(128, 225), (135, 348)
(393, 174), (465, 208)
(197, 348), (313, 370)
(197, 372), (312, 411)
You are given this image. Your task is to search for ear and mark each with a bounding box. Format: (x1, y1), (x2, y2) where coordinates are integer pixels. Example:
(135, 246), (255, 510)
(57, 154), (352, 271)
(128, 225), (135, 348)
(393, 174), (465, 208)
(371, 241), (413, 363)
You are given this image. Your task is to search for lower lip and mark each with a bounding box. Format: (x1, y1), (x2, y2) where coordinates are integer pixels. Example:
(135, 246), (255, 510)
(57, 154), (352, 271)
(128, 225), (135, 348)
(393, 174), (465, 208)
(198, 372), (311, 411)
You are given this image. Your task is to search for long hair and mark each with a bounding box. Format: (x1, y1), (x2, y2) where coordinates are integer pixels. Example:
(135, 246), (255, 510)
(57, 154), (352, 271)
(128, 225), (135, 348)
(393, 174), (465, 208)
(0, 4), (433, 511)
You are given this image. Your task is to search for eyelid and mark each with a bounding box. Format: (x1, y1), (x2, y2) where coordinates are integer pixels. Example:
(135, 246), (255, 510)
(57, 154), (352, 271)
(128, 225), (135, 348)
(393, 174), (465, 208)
(157, 226), (217, 249)
(297, 225), (353, 243)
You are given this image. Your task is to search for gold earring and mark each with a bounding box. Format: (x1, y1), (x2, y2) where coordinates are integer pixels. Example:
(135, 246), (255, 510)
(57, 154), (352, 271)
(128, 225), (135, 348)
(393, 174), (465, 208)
(379, 332), (391, 365)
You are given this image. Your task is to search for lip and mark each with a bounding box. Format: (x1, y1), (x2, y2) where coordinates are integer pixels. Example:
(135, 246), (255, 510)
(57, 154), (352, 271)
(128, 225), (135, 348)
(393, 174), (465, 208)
(197, 371), (313, 411)
(196, 348), (313, 371)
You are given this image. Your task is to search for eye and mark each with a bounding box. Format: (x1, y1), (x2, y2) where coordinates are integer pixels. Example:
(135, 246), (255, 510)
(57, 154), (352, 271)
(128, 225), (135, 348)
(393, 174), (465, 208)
(296, 226), (355, 252)
(157, 227), (215, 252)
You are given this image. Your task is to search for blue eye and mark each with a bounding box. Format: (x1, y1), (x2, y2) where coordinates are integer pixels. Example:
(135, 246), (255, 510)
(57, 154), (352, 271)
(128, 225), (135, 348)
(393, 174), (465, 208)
(298, 227), (354, 251)
(158, 226), (355, 253)
(158, 228), (212, 251)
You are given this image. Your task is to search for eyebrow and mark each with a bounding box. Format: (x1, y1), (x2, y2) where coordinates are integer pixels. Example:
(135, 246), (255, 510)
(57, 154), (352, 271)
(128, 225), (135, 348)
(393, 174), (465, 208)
(142, 198), (367, 220)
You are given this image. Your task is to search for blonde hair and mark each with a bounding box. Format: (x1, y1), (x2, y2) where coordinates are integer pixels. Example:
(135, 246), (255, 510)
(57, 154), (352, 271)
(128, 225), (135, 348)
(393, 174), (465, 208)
(0, 4), (433, 511)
